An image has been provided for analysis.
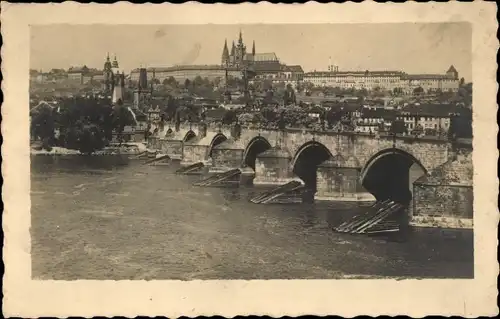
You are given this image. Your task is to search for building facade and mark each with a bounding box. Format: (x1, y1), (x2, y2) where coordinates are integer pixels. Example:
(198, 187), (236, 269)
(130, 65), (242, 83)
(303, 65), (460, 94)
(396, 103), (459, 135)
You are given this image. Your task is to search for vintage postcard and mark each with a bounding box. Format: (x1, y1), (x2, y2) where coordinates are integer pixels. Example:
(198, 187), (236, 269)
(1, 2), (498, 317)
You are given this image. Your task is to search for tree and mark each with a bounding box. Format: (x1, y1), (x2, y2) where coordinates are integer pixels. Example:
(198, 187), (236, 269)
(326, 108), (343, 128)
(184, 79), (191, 88)
(283, 84), (296, 106)
(76, 123), (108, 155)
(165, 96), (179, 120)
(163, 76), (178, 88)
(281, 106), (313, 128)
(222, 110), (238, 125)
(459, 77), (465, 87)
(112, 102), (136, 146)
(393, 87), (403, 95)
(36, 95), (141, 154)
(413, 86), (424, 95)
(213, 77), (222, 88)
(30, 105), (56, 149)
(357, 88), (369, 97)
(193, 75), (204, 87)
(260, 106), (278, 125)
(296, 82), (302, 93)
(448, 113), (472, 139)
(262, 89), (276, 107)
(262, 79), (273, 91)
(390, 120), (407, 135)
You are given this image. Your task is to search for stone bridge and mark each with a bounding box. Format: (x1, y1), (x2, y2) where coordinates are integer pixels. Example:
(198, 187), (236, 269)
(148, 122), (471, 208)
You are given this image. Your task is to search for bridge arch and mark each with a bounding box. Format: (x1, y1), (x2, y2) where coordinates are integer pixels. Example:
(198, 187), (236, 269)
(360, 148), (427, 205)
(291, 141), (333, 197)
(242, 136), (272, 170)
(208, 133), (228, 157)
(183, 130), (197, 142)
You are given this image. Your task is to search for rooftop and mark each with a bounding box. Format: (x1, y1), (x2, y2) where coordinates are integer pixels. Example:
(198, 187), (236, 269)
(282, 65), (304, 73)
(131, 65), (236, 73)
(304, 70), (405, 77)
(400, 103), (466, 117)
(253, 52), (279, 62)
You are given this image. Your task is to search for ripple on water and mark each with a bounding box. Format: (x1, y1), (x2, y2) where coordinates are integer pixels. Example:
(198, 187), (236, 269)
(30, 157), (475, 280)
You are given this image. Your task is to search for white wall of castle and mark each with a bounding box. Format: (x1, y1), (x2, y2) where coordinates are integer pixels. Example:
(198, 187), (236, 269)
(129, 69), (243, 83)
(302, 73), (459, 93)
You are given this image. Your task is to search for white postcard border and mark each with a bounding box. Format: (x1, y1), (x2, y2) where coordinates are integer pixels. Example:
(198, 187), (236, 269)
(1, 2), (498, 317)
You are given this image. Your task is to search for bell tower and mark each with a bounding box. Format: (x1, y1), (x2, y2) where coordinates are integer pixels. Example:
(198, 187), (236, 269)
(103, 53), (113, 93)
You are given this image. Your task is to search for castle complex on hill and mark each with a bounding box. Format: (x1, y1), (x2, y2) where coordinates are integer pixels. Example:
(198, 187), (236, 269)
(32, 30), (461, 96)
(129, 31), (304, 85)
(129, 30), (460, 94)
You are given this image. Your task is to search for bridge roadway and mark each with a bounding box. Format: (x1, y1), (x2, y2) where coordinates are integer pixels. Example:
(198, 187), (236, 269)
(147, 122), (473, 229)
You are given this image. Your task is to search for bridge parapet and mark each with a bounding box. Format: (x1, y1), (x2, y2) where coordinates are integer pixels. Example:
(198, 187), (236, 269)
(154, 122), (467, 183)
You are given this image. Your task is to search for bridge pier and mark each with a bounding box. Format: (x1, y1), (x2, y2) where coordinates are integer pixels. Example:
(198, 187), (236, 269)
(159, 138), (184, 161)
(207, 138), (255, 185)
(315, 155), (376, 202)
(411, 150), (473, 229)
(180, 141), (211, 167)
(147, 136), (160, 151)
(253, 147), (298, 186)
(209, 138), (244, 174)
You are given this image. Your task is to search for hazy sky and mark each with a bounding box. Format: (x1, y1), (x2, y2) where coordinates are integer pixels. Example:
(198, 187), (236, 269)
(30, 23), (472, 80)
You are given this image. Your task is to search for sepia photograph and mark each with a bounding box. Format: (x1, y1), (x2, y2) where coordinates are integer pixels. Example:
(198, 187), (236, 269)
(2, 2), (498, 318)
(29, 22), (474, 280)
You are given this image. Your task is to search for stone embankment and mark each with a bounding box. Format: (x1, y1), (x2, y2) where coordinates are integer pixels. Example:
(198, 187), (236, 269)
(30, 142), (148, 156)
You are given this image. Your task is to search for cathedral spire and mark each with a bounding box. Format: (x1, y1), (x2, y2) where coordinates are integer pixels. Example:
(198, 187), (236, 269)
(239, 29), (243, 44)
(252, 40), (255, 56)
(104, 52), (112, 72)
(221, 39), (230, 65)
(231, 41), (236, 56)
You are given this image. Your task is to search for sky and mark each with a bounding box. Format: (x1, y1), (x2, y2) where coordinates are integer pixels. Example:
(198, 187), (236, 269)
(30, 23), (472, 80)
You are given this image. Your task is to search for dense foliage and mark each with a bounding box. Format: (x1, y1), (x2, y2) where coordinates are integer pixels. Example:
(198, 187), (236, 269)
(448, 109), (473, 139)
(30, 96), (136, 154)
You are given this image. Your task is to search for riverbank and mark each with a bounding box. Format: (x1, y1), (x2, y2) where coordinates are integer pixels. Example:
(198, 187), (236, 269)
(30, 142), (148, 156)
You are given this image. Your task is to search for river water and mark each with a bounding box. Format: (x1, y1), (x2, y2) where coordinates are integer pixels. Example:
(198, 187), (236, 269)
(30, 155), (473, 280)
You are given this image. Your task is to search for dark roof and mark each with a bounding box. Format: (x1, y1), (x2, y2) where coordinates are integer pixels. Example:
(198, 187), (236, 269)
(304, 70), (405, 77)
(204, 108), (227, 121)
(68, 66), (89, 74)
(282, 65), (304, 73)
(253, 52), (279, 62)
(361, 108), (396, 119)
(400, 103), (463, 117)
(307, 105), (324, 113)
(131, 65), (236, 73)
(341, 103), (363, 112)
(252, 61), (282, 72)
(403, 74), (451, 80)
